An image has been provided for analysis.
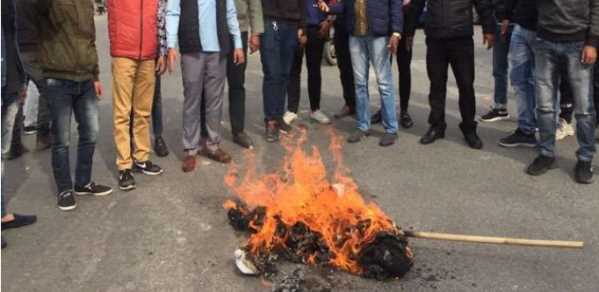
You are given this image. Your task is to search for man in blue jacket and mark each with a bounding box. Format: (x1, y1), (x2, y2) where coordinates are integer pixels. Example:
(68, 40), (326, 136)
(322, 0), (403, 147)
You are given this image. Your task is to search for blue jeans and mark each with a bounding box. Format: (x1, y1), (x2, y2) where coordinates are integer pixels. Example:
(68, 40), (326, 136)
(534, 38), (597, 161)
(349, 36), (398, 134)
(493, 23), (513, 109)
(509, 25), (537, 135)
(260, 19), (299, 121)
(1, 89), (23, 156)
(46, 79), (99, 193)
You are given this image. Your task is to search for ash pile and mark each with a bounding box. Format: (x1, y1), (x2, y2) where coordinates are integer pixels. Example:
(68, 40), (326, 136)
(227, 200), (414, 281)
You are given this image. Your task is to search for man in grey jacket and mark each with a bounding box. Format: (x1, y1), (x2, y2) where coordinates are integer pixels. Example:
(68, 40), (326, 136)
(227, 0), (263, 149)
(527, 0), (598, 184)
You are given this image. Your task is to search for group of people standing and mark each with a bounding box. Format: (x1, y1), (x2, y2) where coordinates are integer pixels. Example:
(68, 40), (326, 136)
(1, 0), (598, 246)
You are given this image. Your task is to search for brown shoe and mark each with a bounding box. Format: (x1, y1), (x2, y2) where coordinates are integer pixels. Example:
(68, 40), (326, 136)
(182, 155), (197, 172)
(200, 148), (232, 164)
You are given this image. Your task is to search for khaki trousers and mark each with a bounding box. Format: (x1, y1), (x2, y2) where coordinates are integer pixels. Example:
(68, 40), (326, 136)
(112, 57), (155, 170)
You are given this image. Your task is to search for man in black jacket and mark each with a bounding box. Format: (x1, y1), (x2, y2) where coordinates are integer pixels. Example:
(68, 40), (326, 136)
(412, 0), (495, 149)
(527, 0), (598, 184)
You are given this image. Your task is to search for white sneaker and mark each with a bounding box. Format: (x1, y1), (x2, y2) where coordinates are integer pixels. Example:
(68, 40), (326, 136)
(310, 110), (331, 124)
(556, 118), (575, 141)
(283, 111), (298, 125)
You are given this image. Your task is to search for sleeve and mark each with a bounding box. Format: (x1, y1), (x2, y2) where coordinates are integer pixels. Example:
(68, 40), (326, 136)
(298, 0), (306, 29)
(226, 0), (243, 49)
(328, 1), (345, 14)
(157, 0), (167, 56)
(408, 0), (426, 36)
(474, 0), (495, 35)
(504, 0), (516, 21)
(492, 0), (505, 22)
(166, 0), (181, 49)
(248, 0), (264, 35)
(390, 0), (404, 34)
(588, 0), (599, 48)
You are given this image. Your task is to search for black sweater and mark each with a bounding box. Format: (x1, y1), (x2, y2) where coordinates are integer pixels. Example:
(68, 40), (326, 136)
(261, 0), (305, 28)
(537, 0), (599, 47)
(500, 0), (537, 31)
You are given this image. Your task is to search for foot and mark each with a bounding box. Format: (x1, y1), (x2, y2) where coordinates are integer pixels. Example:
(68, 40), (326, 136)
(134, 160), (164, 176)
(182, 155), (197, 173)
(371, 110), (382, 124)
(347, 129), (370, 143)
(310, 110), (331, 124)
(334, 106), (354, 119)
(464, 132), (483, 150)
(265, 121), (279, 143)
(1, 213), (37, 230)
(480, 108), (509, 122)
(233, 132), (254, 149)
(555, 118), (575, 141)
(498, 129), (537, 148)
(200, 148), (232, 164)
(277, 119), (293, 135)
(399, 112), (414, 129)
(74, 182), (113, 196)
(118, 170), (136, 191)
(154, 136), (170, 157)
(574, 160), (594, 184)
(36, 133), (51, 151)
(23, 126), (38, 135)
(420, 127), (445, 145)
(526, 155), (556, 176)
(282, 111), (298, 125)
(379, 133), (397, 147)
(57, 191), (77, 211)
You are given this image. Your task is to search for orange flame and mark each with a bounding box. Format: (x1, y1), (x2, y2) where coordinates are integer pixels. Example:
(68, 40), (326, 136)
(224, 129), (397, 274)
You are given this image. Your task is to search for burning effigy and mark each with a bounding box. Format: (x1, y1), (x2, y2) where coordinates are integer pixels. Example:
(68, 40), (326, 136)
(223, 129), (414, 280)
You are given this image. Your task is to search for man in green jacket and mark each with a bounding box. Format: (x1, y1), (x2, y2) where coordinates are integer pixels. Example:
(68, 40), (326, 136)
(227, 0), (264, 149)
(36, 0), (113, 211)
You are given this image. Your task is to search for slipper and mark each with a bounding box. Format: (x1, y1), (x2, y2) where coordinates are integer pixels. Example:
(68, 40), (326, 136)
(1, 214), (37, 230)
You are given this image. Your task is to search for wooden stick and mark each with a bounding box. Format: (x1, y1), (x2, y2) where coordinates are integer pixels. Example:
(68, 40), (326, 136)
(403, 231), (584, 249)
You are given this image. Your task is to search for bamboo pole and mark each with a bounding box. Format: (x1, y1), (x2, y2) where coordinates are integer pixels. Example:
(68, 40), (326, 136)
(403, 231), (584, 249)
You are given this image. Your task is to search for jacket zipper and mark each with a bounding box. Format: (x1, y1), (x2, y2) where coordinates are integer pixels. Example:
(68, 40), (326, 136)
(139, 0), (144, 59)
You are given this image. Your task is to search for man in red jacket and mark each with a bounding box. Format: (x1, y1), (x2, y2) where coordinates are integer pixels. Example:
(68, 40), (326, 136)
(108, 0), (167, 191)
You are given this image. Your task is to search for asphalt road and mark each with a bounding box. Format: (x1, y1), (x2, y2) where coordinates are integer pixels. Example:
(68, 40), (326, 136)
(2, 16), (598, 292)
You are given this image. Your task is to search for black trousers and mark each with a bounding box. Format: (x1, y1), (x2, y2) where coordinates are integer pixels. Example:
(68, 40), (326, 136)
(287, 25), (325, 113)
(226, 31), (248, 135)
(333, 20), (356, 111)
(426, 37), (477, 133)
(394, 36), (413, 113)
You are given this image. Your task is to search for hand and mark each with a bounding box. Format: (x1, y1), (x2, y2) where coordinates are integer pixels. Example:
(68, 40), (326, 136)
(156, 56), (167, 75)
(318, 0), (330, 13)
(500, 20), (510, 40)
(318, 20), (332, 40)
(233, 48), (245, 65)
(388, 35), (401, 55)
(405, 36), (414, 52)
(167, 48), (178, 73)
(94, 81), (104, 97)
(298, 29), (308, 48)
(582, 45), (597, 64)
(483, 33), (495, 49)
(249, 34), (260, 54)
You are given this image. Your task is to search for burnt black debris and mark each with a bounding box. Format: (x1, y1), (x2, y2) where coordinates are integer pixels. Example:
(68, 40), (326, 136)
(227, 202), (414, 281)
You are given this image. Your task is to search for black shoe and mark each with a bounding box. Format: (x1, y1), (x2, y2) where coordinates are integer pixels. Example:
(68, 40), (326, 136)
(1, 214), (37, 230)
(371, 110), (382, 124)
(233, 132), (254, 149)
(499, 129), (537, 148)
(57, 191), (77, 211)
(347, 129), (370, 143)
(134, 160), (164, 176)
(464, 132), (483, 149)
(23, 126), (38, 135)
(526, 155), (556, 176)
(399, 112), (414, 129)
(265, 121), (279, 143)
(379, 133), (397, 147)
(481, 108), (509, 122)
(119, 170), (136, 191)
(277, 119), (293, 135)
(154, 136), (169, 157)
(420, 127), (445, 145)
(574, 160), (594, 184)
(74, 182), (113, 196)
